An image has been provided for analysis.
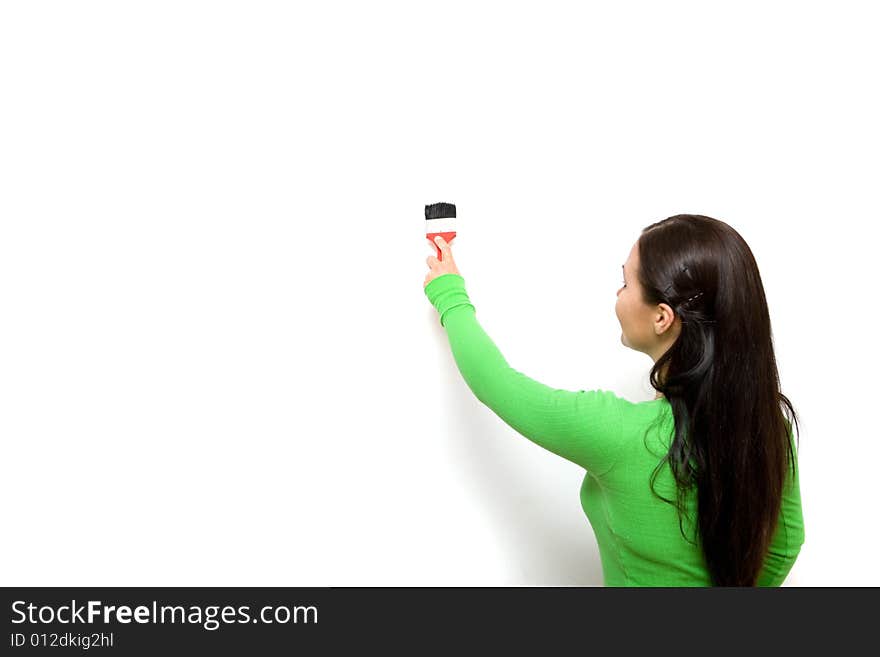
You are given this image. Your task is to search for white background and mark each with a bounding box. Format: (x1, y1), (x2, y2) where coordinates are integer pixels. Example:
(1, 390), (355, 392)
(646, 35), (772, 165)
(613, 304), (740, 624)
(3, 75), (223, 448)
(1, 1), (876, 586)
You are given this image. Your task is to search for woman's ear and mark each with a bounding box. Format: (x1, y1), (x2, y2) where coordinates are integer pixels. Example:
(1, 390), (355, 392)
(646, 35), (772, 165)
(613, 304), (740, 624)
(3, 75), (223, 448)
(654, 303), (678, 336)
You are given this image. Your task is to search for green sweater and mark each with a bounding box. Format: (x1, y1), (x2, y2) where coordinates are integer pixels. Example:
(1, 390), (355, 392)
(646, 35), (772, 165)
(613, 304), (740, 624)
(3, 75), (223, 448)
(424, 273), (805, 586)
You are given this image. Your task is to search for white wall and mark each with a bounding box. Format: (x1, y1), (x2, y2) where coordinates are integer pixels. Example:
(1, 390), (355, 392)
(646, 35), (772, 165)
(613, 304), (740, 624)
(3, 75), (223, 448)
(1, 0), (876, 586)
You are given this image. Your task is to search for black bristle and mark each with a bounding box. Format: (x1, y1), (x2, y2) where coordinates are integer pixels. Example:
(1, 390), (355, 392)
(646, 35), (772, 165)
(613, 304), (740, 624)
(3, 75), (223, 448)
(425, 202), (456, 220)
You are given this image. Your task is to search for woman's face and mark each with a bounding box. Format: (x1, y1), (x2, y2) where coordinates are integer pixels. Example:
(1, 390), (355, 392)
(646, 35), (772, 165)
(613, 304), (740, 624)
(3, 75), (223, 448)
(615, 240), (680, 361)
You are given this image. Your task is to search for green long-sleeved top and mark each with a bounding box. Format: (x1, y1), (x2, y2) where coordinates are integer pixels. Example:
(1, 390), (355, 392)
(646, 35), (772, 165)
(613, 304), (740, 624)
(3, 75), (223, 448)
(425, 273), (804, 586)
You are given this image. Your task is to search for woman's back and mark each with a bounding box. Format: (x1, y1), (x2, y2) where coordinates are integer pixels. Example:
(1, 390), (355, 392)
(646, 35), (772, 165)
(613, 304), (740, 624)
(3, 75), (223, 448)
(584, 398), (804, 586)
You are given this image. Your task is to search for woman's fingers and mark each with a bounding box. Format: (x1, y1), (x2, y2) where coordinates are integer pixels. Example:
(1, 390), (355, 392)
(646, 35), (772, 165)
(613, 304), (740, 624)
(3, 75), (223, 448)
(424, 235), (461, 287)
(434, 237), (454, 262)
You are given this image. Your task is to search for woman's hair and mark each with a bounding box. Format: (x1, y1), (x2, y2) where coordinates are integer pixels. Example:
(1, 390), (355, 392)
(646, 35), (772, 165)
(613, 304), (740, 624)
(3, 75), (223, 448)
(636, 214), (799, 586)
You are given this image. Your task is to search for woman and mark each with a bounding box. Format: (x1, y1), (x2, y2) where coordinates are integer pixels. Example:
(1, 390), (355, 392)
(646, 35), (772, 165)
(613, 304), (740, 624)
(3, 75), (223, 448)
(423, 214), (804, 587)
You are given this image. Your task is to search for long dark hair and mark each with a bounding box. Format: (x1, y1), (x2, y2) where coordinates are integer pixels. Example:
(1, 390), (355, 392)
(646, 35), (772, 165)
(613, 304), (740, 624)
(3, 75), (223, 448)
(637, 214), (799, 586)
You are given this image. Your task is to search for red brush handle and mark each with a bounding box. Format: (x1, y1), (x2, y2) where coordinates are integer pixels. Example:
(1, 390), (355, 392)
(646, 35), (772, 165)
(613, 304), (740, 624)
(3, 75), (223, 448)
(427, 232), (456, 261)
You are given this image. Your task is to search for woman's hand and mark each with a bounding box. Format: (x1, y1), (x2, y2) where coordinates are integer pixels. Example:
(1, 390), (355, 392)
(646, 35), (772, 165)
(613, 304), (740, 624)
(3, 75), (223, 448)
(424, 235), (462, 288)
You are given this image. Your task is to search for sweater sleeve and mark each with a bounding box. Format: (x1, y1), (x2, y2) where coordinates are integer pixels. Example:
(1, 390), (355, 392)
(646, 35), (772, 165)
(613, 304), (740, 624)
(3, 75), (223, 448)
(756, 424), (805, 586)
(424, 273), (625, 475)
